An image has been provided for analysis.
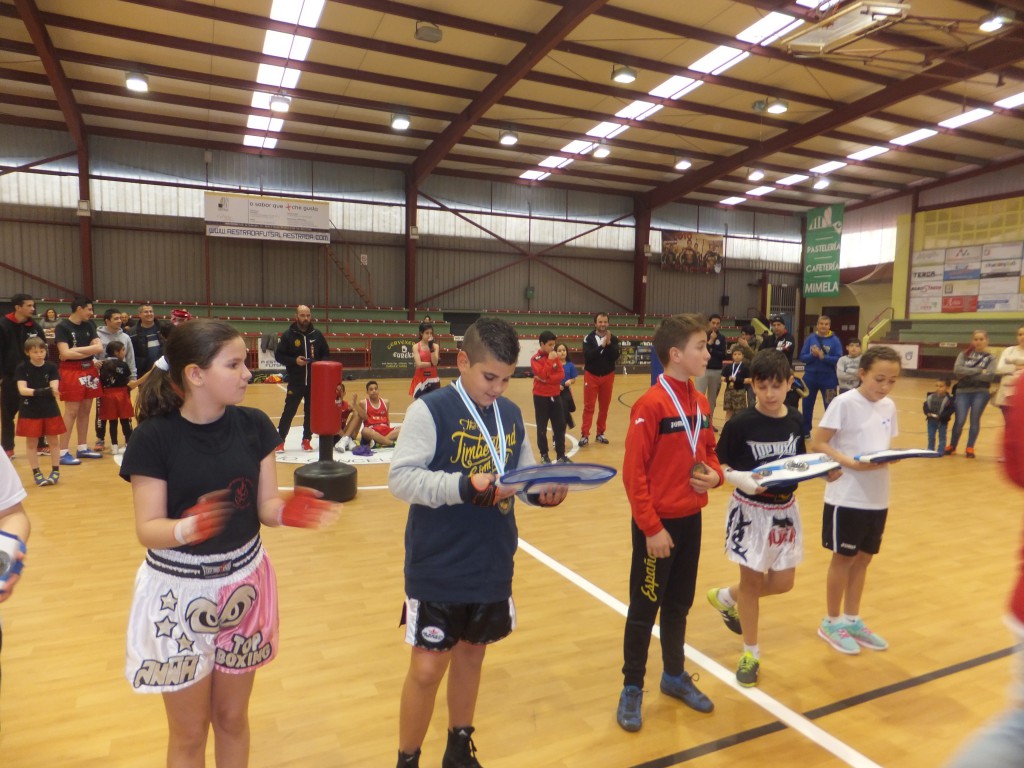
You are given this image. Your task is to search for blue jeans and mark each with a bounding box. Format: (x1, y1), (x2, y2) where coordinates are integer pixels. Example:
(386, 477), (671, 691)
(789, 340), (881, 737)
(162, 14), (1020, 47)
(946, 703), (1024, 767)
(926, 420), (947, 452)
(950, 390), (990, 450)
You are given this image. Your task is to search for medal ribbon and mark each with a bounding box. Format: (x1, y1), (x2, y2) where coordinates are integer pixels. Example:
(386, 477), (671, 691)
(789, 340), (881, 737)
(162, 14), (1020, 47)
(454, 377), (507, 475)
(658, 374), (701, 461)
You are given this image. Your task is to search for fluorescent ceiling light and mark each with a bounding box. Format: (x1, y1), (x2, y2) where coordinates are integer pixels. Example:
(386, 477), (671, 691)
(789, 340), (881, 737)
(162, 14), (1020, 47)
(776, 173), (809, 185)
(270, 0), (325, 27)
(891, 128), (937, 146)
(269, 93), (292, 112)
(674, 158), (692, 171)
(125, 72), (148, 92)
(780, 2), (909, 54)
(499, 129), (518, 146)
(979, 9), (1014, 33)
(765, 98), (789, 114)
(747, 186), (775, 196)
(391, 113), (410, 130)
(810, 160), (847, 174)
(847, 145), (889, 161)
(813, 176), (830, 189)
(995, 90), (1024, 109)
(938, 108), (993, 129)
(263, 31), (311, 61)
(592, 144), (611, 159)
(612, 64), (638, 84)
(720, 196), (746, 205)
(747, 168), (765, 181)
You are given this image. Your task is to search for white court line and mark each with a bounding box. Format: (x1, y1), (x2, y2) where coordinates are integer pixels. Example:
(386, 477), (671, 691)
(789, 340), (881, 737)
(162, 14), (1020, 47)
(517, 537), (883, 768)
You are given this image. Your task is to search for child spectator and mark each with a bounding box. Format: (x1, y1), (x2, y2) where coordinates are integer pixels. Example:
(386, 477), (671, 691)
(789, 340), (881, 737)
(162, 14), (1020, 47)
(923, 378), (955, 454)
(98, 340), (136, 455)
(810, 345), (901, 655)
(617, 313), (722, 732)
(531, 331), (566, 464)
(388, 317), (566, 768)
(784, 370), (809, 410)
(707, 350), (833, 686)
(14, 337), (64, 485)
(357, 380), (400, 451)
(722, 347), (751, 421)
(333, 383), (362, 453)
(836, 339), (862, 394)
(556, 342), (578, 433)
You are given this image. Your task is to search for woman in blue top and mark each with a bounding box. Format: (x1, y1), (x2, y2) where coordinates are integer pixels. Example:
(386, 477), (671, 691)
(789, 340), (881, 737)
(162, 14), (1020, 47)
(556, 342), (578, 436)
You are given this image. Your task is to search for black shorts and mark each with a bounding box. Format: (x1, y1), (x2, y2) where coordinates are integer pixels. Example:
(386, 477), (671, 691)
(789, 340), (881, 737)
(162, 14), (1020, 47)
(402, 598), (516, 651)
(821, 503), (888, 556)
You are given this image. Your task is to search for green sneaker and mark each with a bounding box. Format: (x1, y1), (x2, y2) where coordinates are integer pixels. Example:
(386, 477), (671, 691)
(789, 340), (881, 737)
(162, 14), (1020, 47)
(707, 587), (742, 634)
(736, 652), (760, 687)
(845, 619), (888, 650)
(817, 619), (860, 655)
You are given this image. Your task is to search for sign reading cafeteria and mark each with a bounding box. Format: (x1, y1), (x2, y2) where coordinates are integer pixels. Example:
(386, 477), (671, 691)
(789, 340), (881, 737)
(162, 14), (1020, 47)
(204, 192), (331, 243)
(802, 204), (843, 298)
(910, 241), (1023, 314)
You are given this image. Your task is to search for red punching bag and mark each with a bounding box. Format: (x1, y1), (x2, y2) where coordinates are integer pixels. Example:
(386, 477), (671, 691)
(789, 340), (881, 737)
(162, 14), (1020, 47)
(310, 361), (343, 437)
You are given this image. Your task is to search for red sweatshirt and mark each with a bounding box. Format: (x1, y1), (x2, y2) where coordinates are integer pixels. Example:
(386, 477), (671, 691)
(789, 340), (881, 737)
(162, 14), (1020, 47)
(1004, 390), (1024, 626)
(531, 351), (564, 397)
(622, 375), (723, 537)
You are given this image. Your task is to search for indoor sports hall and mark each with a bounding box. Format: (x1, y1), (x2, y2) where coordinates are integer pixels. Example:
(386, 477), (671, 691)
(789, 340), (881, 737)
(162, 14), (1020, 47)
(2, 2), (1024, 767)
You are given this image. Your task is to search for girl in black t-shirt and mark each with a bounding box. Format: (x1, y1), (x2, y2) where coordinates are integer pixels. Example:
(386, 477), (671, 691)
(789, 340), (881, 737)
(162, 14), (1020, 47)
(119, 320), (340, 765)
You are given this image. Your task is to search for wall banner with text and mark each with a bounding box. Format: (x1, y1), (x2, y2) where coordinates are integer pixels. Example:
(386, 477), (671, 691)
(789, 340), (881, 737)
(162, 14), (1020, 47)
(204, 192), (331, 243)
(803, 204), (843, 298)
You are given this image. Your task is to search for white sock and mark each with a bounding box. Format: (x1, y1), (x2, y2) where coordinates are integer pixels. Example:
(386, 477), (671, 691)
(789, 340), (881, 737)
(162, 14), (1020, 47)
(743, 644), (760, 659)
(718, 587), (736, 608)
(60, 449), (68, 456)
(78, 444), (87, 452)
(842, 614), (860, 624)
(824, 615), (841, 625)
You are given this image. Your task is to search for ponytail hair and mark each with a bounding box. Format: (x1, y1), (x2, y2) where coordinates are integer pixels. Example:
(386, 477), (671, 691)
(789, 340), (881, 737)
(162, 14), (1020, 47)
(136, 320), (242, 423)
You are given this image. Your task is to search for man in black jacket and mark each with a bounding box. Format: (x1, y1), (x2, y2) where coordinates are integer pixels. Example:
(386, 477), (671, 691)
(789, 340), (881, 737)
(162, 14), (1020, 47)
(1, 294), (45, 458)
(580, 312), (620, 447)
(274, 305), (329, 452)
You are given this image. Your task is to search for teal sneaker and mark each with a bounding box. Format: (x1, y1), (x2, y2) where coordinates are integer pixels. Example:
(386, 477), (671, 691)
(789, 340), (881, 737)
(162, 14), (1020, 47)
(845, 619), (888, 650)
(660, 671), (713, 713)
(616, 685), (643, 732)
(707, 587), (742, 634)
(736, 652), (760, 687)
(817, 620), (860, 655)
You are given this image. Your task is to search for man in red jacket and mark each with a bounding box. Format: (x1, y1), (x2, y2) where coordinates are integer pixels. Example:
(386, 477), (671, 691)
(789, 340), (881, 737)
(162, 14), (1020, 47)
(531, 331), (567, 464)
(616, 313), (723, 733)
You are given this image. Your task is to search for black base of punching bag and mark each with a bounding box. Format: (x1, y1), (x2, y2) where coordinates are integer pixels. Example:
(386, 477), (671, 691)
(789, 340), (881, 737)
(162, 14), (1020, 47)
(294, 460), (357, 503)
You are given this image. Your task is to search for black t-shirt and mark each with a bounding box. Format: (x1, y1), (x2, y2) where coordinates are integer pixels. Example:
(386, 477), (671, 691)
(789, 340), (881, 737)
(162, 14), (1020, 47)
(723, 361), (750, 389)
(716, 405), (805, 500)
(14, 361), (61, 419)
(100, 359), (131, 389)
(119, 406), (280, 555)
(55, 318), (99, 363)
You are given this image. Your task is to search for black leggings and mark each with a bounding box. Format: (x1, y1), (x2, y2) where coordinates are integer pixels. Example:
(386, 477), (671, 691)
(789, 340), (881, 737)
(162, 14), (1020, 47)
(622, 514), (702, 688)
(101, 419), (133, 445)
(533, 394), (566, 459)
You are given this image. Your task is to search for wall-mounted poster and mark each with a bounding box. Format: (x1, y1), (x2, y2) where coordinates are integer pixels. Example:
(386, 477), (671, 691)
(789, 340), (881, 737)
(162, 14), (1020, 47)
(660, 231), (724, 273)
(941, 295), (979, 313)
(943, 246), (982, 280)
(909, 241), (1024, 315)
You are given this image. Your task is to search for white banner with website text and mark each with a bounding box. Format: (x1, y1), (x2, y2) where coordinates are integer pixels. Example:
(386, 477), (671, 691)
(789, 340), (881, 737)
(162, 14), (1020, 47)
(204, 192), (330, 242)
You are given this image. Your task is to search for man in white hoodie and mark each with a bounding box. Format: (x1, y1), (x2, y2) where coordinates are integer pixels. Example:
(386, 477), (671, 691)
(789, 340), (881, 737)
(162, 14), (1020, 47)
(93, 308), (137, 451)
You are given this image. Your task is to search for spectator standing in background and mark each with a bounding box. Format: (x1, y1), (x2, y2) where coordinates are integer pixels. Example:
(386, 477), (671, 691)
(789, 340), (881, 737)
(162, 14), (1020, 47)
(836, 340), (862, 394)
(130, 304), (164, 377)
(274, 305), (329, 453)
(94, 308), (138, 452)
(580, 313), (620, 447)
(1, 294), (44, 459)
(769, 316), (795, 364)
(947, 330), (997, 458)
(695, 314), (728, 427)
(798, 315), (844, 438)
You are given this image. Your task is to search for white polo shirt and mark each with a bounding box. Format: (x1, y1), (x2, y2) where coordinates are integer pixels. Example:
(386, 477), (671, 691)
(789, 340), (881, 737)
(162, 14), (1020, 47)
(819, 389), (898, 510)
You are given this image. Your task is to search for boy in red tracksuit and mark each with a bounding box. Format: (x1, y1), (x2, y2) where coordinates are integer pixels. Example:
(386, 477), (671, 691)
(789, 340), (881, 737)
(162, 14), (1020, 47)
(531, 331), (566, 464)
(616, 313), (723, 733)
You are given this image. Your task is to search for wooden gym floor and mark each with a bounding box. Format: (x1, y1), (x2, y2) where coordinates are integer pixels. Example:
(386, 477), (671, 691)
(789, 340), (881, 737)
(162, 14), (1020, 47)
(0, 371), (1017, 767)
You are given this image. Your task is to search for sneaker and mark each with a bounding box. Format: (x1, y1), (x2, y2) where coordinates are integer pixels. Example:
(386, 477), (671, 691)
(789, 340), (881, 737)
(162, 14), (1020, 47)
(108, 444), (119, 455)
(736, 652), (760, 687)
(944, 445), (955, 455)
(817, 620), (860, 655)
(48, 470), (60, 485)
(37, 440), (50, 455)
(301, 439), (313, 452)
(441, 726), (482, 768)
(578, 436), (589, 447)
(59, 452), (81, 466)
(616, 685), (643, 732)
(33, 470), (52, 487)
(706, 587), (742, 635)
(660, 671), (713, 713)
(275, 443), (286, 453)
(540, 453), (551, 464)
(76, 448), (102, 459)
(557, 455), (573, 463)
(352, 445), (374, 457)
(3, 448), (13, 459)
(965, 447), (976, 459)
(845, 619), (888, 650)
(93, 440), (105, 451)
(596, 434), (609, 444)
(396, 749), (421, 768)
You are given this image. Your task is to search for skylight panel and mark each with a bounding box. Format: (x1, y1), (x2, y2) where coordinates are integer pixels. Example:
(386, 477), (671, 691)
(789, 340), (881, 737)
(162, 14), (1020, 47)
(616, 101), (656, 120)
(520, 170), (547, 180)
(270, 0), (326, 27)
(810, 160), (847, 174)
(263, 31), (312, 61)
(720, 197), (746, 205)
(776, 174), (809, 185)
(649, 76), (692, 99)
(251, 92), (272, 110)
(736, 13), (796, 44)
(586, 122), (621, 139)
(561, 140), (592, 154)
(847, 146), (889, 161)
(713, 51), (749, 75)
(937, 109), (993, 129)
(539, 156), (565, 168)
(690, 46), (744, 74)
(891, 128), (937, 146)
(747, 186), (775, 196)
(995, 90), (1024, 109)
